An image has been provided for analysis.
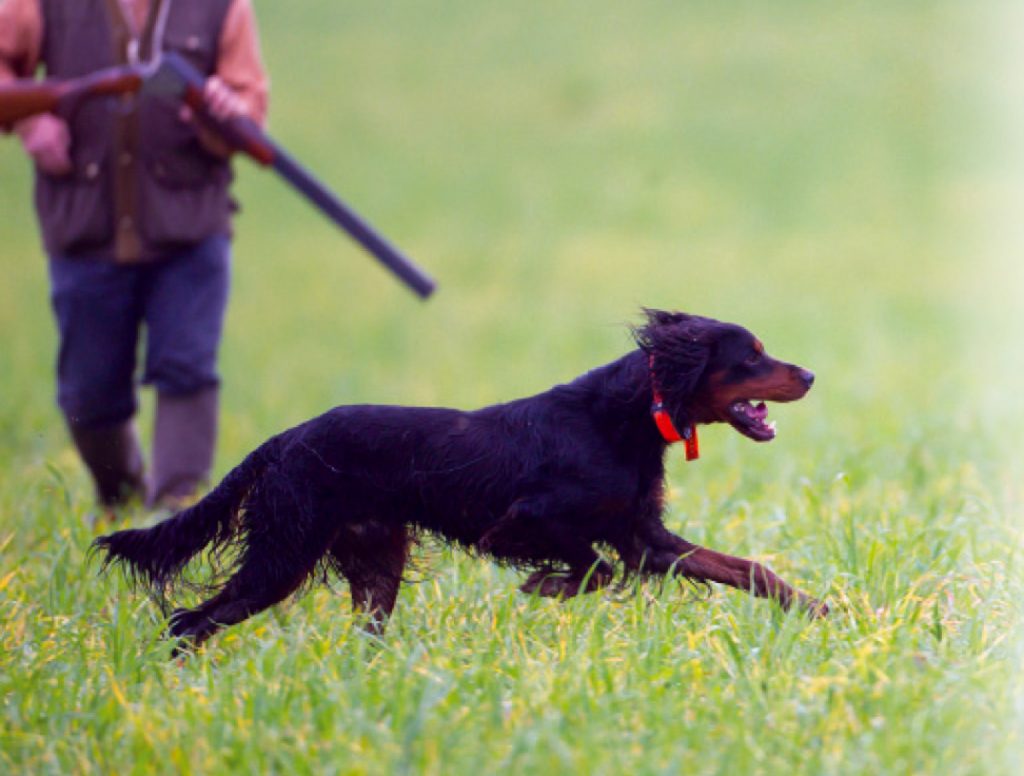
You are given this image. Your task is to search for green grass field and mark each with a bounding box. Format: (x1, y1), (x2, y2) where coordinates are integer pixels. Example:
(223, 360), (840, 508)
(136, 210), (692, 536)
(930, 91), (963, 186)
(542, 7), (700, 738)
(2, 1), (1022, 773)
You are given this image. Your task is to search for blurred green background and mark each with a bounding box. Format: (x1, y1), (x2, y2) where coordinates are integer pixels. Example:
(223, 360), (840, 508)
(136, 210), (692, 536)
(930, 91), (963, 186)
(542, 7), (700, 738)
(1, 1), (1021, 455)
(1, 1), (1022, 773)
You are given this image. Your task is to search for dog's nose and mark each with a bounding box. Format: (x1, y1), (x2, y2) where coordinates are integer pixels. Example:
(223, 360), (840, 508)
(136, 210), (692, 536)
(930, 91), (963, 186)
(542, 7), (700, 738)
(799, 369), (815, 388)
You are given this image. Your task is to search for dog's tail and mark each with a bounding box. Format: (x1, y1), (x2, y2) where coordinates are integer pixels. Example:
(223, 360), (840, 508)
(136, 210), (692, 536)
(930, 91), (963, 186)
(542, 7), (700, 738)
(92, 444), (271, 589)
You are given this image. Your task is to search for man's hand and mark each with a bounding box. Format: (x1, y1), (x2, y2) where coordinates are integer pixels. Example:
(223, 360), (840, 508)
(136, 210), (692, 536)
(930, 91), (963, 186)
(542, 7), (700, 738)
(178, 76), (247, 157)
(202, 76), (246, 121)
(19, 113), (72, 176)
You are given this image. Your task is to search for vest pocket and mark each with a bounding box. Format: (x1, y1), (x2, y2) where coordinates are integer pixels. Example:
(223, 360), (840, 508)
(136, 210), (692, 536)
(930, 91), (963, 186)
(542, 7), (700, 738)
(34, 148), (113, 256)
(138, 150), (233, 250)
(135, 90), (234, 251)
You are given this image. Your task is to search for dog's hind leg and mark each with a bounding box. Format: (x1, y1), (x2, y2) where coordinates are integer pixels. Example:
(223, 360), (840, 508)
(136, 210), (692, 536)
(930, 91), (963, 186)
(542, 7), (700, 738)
(169, 592), (265, 658)
(168, 564), (314, 657)
(168, 525), (338, 656)
(329, 522), (409, 635)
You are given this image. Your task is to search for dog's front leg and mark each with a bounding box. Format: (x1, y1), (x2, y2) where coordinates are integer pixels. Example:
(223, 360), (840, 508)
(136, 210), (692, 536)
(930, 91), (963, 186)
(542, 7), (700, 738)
(478, 496), (614, 599)
(519, 561), (615, 599)
(631, 530), (828, 617)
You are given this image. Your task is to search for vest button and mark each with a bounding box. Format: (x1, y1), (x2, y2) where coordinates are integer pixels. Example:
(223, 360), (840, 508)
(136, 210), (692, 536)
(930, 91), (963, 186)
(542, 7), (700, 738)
(187, 35), (201, 50)
(120, 153), (133, 167)
(120, 216), (134, 230)
(85, 162), (100, 179)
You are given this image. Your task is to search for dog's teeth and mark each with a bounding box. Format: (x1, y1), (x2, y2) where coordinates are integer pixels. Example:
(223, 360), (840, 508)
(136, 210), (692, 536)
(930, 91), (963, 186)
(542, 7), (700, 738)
(767, 420), (777, 431)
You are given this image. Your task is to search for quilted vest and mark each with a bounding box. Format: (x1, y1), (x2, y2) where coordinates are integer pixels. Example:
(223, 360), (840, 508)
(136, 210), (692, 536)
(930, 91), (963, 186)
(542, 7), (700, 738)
(36, 0), (234, 260)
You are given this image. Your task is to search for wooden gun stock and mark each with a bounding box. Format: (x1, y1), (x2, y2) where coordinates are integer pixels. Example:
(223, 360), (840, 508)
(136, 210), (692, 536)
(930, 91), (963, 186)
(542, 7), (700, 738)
(0, 67), (142, 129)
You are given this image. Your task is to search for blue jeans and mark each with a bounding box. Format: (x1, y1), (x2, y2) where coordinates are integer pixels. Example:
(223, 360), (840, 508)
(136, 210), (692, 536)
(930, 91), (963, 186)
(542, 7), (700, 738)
(48, 234), (231, 427)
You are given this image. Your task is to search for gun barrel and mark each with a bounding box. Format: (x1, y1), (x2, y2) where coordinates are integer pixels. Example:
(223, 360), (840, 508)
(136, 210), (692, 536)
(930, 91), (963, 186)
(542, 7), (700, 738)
(271, 148), (437, 298)
(161, 52), (436, 299)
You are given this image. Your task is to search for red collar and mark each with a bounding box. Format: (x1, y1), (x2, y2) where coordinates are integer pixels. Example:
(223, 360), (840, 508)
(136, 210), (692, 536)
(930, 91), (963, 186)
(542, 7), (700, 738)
(649, 357), (699, 461)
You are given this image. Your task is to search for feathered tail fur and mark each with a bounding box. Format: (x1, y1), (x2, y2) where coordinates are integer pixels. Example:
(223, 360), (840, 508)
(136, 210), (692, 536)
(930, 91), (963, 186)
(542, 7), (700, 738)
(92, 445), (270, 590)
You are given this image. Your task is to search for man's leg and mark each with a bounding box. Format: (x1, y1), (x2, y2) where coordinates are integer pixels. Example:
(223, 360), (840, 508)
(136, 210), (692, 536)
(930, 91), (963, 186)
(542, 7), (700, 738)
(148, 387), (219, 508)
(48, 256), (146, 507)
(142, 234), (231, 508)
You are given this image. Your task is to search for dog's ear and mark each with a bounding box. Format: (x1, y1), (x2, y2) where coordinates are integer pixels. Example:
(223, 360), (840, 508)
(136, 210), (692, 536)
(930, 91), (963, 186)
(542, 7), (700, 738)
(638, 308), (694, 330)
(634, 310), (714, 423)
(634, 309), (711, 357)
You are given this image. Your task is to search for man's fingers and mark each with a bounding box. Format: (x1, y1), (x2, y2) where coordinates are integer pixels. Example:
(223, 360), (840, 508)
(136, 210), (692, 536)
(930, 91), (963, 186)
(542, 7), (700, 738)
(21, 114), (73, 176)
(38, 146), (73, 176)
(203, 77), (244, 121)
(178, 79), (244, 125)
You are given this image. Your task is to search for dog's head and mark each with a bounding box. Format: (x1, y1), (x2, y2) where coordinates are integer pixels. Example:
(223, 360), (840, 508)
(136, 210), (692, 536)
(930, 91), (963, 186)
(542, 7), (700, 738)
(635, 310), (814, 442)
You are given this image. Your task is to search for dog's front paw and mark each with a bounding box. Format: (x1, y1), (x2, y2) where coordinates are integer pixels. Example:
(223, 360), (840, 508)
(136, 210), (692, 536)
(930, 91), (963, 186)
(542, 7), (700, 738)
(799, 595), (830, 619)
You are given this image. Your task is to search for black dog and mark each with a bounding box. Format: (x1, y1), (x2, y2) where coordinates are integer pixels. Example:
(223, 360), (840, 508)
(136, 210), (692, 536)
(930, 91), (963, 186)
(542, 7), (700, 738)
(94, 310), (826, 655)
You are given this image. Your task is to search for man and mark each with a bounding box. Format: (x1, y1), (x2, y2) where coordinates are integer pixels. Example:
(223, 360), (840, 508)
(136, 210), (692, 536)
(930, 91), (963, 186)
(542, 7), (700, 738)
(0, 0), (268, 513)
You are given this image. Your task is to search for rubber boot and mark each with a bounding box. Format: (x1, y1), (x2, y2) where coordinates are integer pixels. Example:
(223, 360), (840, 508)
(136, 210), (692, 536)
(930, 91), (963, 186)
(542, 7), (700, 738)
(147, 386), (218, 510)
(68, 419), (146, 508)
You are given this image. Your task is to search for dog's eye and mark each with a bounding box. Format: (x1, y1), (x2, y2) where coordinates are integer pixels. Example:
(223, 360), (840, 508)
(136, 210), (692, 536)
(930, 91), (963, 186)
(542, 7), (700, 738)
(745, 353), (762, 366)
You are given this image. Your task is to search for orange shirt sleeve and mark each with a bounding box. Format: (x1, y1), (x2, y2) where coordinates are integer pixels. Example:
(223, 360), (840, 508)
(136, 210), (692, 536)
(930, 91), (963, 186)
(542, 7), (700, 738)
(0, 0), (44, 139)
(0, 0), (43, 82)
(216, 0), (269, 128)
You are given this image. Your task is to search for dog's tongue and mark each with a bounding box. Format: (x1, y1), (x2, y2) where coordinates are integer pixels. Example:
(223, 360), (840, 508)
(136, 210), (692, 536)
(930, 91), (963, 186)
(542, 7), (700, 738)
(752, 401), (768, 420)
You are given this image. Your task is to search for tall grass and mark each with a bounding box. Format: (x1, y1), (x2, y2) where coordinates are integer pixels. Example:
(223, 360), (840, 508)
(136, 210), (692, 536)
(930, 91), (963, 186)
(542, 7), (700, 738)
(1, 1), (1021, 773)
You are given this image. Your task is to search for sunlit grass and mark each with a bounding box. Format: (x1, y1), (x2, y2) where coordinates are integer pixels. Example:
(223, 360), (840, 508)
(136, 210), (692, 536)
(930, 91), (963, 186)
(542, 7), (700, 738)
(1, 0), (1022, 773)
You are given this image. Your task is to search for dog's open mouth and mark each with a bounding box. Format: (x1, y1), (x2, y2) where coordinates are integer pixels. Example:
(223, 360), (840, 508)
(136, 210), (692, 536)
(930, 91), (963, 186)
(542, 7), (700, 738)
(727, 400), (777, 442)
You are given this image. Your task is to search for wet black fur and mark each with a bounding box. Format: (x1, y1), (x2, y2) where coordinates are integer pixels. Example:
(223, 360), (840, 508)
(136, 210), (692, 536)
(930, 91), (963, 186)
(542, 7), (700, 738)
(93, 310), (823, 655)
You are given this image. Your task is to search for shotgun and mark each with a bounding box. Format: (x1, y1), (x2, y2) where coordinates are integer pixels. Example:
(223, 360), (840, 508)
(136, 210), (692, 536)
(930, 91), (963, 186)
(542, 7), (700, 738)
(0, 54), (437, 299)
